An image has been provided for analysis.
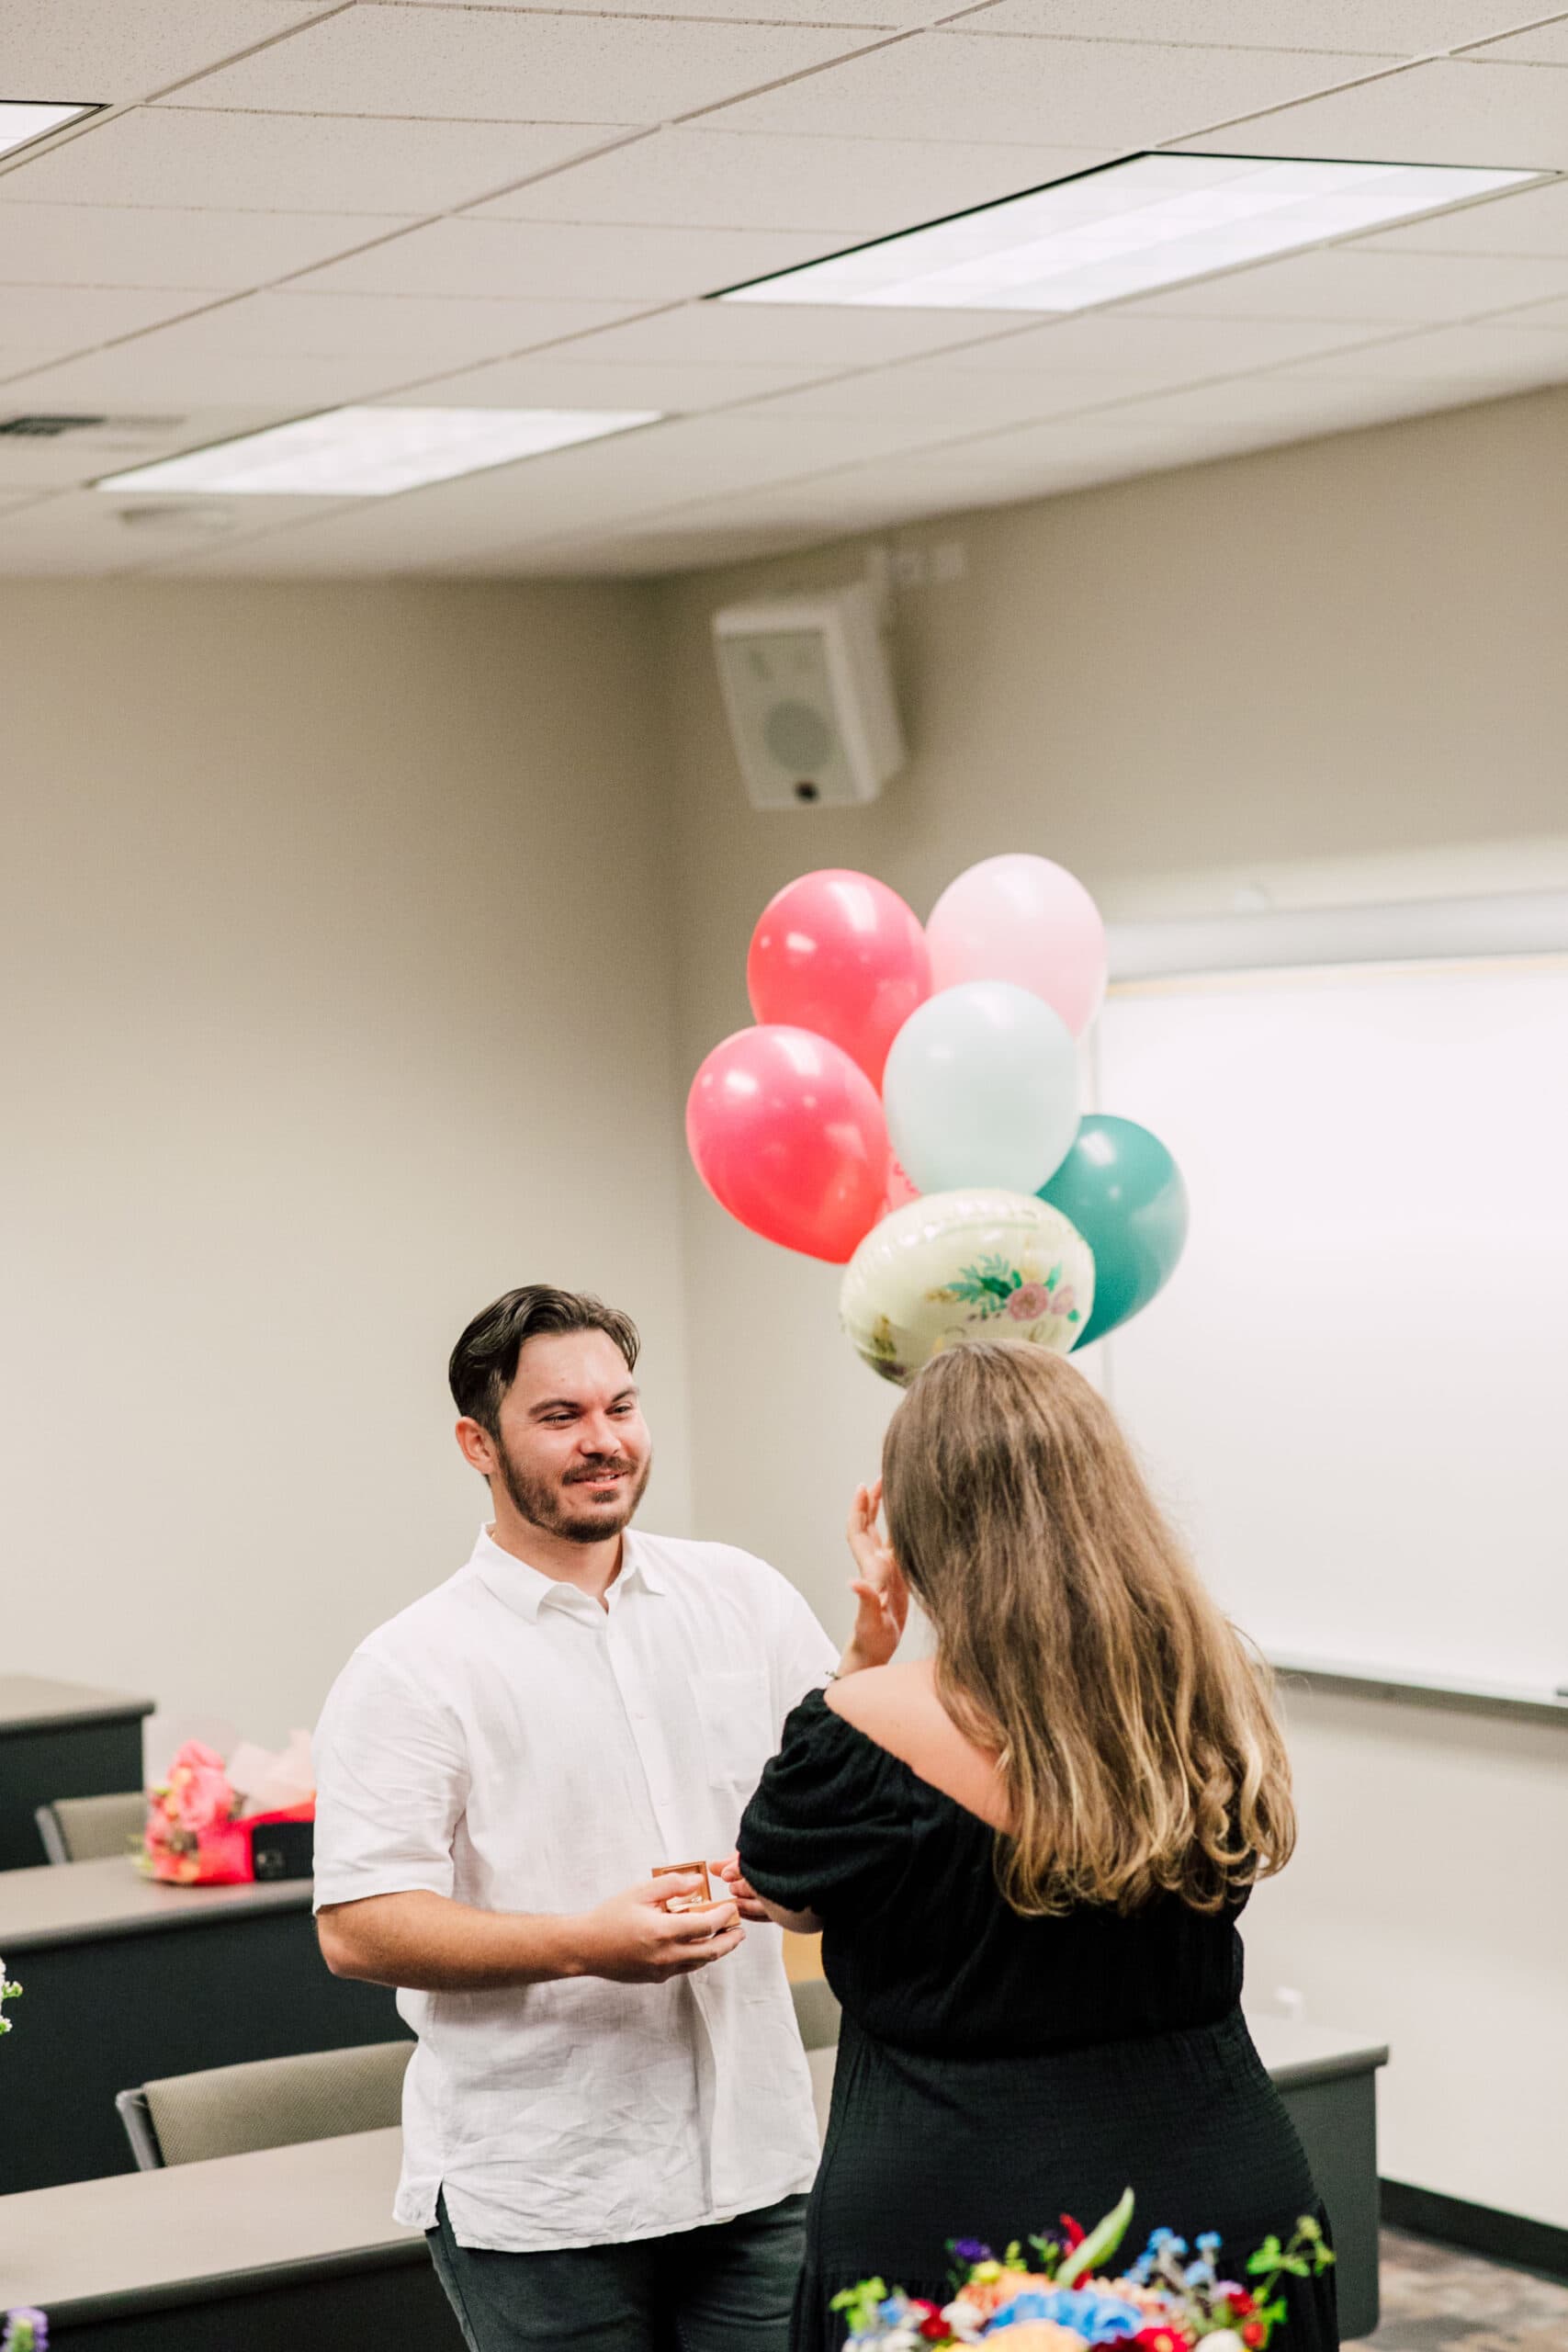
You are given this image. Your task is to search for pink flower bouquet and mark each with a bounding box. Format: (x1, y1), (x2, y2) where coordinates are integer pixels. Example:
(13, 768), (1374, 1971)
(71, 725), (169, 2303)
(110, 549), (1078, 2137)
(142, 1741), (250, 1883)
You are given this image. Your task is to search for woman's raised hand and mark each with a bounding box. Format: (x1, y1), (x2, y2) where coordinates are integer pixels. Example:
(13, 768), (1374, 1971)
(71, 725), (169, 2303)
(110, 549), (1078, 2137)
(840, 1479), (908, 1675)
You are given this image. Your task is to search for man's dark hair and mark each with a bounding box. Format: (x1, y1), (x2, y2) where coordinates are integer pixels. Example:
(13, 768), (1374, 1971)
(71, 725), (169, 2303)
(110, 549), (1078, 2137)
(448, 1286), (641, 1438)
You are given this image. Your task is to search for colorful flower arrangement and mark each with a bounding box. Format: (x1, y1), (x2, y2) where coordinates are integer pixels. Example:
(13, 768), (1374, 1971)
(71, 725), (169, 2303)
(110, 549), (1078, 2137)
(141, 1740), (250, 1884)
(0, 1961), (19, 2037)
(829, 2193), (1333, 2350)
(2, 2312), (47, 2352)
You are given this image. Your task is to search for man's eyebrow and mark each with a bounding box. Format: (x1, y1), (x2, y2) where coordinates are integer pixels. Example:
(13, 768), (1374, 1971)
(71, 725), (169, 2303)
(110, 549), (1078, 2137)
(528, 1385), (638, 1416)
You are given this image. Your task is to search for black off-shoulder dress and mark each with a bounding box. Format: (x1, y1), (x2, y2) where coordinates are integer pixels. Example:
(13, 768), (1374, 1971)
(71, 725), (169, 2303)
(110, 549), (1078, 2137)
(739, 1690), (1337, 2352)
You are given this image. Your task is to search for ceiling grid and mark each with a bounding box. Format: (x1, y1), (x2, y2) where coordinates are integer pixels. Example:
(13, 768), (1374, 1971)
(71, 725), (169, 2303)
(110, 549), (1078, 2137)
(0, 0), (1564, 573)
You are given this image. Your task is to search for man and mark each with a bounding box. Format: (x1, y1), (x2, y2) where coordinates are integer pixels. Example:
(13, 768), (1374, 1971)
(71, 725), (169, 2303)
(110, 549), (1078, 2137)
(314, 1285), (901, 2352)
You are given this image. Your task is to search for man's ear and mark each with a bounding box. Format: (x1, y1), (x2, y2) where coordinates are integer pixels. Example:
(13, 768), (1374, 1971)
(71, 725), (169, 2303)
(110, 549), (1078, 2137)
(455, 1417), (498, 1477)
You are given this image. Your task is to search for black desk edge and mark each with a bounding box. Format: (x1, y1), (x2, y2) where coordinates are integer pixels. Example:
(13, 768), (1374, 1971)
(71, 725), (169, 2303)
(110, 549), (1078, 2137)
(0, 1699), (156, 1740)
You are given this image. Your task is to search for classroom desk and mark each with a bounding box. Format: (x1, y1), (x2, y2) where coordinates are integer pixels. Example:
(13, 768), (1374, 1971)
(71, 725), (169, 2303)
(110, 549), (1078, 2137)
(0, 1675), (153, 1871)
(3, 2024), (1389, 2347)
(0, 2128), (457, 2352)
(805, 2009), (1389, 2342)
(0, 1860), (408, 2195)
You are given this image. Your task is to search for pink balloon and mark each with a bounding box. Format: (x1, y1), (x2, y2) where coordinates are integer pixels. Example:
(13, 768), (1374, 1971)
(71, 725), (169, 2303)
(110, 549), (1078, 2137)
(926, 854), (1107, 1038)
(747, 869), (931, 1088)
(686, 1025), (889, 1264)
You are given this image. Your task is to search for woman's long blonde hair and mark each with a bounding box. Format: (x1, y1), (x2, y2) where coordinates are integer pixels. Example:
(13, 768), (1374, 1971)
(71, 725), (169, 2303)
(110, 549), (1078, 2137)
(881, 1338), (1295, 1917)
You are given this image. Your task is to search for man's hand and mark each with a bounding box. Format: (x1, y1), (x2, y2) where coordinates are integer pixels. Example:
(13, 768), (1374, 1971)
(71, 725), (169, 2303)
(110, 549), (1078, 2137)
(840, 1478), (908, 1675)
(571, 1875), (745, 1983)
(713, 1851), (771, 1923)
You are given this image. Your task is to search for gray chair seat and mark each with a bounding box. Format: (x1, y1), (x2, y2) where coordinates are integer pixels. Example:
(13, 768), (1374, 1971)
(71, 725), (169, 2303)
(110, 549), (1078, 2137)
(35, 1791), (147, 1865)
(117, 2040), (413, 2170)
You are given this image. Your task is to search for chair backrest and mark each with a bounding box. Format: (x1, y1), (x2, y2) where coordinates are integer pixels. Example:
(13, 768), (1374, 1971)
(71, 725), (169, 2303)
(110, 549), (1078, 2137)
(118, 2040), (414, 2170)
(791, 1974), (840, 2052)
(35, 1790), (146, 1865)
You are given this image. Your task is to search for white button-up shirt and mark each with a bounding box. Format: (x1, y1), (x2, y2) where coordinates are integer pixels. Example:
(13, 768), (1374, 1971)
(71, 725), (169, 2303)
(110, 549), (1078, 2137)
(312, 1527), (836, 2251)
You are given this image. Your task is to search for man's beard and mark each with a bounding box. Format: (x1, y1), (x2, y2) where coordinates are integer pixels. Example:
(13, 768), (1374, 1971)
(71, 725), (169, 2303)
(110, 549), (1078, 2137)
(495, 1442), (652, 1545)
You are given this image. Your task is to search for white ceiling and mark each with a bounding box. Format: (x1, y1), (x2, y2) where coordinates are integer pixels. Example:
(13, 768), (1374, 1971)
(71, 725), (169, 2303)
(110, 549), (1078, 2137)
(3, 0), (1568, 579)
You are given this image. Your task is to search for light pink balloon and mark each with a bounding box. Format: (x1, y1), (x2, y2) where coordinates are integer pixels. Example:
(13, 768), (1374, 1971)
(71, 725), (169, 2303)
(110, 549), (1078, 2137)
(926, 854), (1107, 1037)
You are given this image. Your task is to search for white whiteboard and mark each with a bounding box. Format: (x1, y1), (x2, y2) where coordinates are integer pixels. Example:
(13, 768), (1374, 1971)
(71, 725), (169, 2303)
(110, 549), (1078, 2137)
(1097, 956), (1568, 1695)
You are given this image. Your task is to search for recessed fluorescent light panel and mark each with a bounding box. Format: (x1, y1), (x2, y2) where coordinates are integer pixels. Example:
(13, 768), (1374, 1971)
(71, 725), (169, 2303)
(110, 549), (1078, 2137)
(0, 101), (98, 159)
(719, 153), (1540, 315)
(96, 405), (661, 497)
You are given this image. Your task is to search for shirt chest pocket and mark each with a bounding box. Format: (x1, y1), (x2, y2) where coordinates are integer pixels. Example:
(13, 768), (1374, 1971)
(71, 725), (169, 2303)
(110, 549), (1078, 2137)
(694, 1668), (774, 1793)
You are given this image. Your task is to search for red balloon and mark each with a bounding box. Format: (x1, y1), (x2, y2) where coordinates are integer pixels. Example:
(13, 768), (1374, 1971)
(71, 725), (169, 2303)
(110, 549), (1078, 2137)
(686, 1026), (889, 1264)
(747, 869), (931, 1088)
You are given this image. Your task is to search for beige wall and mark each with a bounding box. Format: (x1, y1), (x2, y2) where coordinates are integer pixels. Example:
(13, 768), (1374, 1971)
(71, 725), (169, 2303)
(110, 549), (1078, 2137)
(1, 578), (693, 1762)
(653, 384), (1568, 2227)
(6, 388), (1563, 2230)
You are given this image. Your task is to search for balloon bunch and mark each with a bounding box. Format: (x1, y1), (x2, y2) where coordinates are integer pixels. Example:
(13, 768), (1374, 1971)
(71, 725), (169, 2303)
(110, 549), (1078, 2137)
(686, 858), (1189, 1386)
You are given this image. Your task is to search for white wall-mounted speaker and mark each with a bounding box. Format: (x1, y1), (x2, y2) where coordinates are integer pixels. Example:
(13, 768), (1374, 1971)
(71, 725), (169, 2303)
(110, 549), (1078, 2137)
(712, 582), (905, 810)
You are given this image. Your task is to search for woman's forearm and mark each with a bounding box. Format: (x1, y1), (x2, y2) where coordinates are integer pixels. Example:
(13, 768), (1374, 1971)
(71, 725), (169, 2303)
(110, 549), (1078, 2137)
(757, 1896), (824, 1935)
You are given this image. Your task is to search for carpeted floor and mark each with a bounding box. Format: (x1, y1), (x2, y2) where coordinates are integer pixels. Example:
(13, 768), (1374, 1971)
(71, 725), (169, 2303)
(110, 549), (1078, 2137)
(1345, 2228), (1568, 2351)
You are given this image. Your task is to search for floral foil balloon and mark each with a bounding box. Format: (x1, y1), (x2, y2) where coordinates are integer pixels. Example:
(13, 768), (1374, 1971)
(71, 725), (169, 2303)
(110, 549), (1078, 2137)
(840, 1189), (1095, 1386)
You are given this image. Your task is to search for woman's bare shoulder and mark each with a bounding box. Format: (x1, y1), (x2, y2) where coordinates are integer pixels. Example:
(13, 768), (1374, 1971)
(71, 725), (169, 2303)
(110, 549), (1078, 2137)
(825, 1659), (1010, 1829)
(823, 1657), (934, 1731)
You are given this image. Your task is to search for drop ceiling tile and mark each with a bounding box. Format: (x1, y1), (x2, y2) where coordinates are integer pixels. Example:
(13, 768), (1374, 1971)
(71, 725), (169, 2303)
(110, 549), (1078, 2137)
(1488, 289), (1568, 324)
(508, 407), (974, 503)
(1076, 370), (1490, 432)
(955, 1), (1548, 52)
(1272, 317), (1568, 383)
(923, 308), (1395, 378)
(0, 108), (628, 216)
(1355, 179), (1568, 255)
(0, 341), (423, 409)
(537, 299), (1022, 367)
(0, 283), (213, 357)
(0, 487), (169, 575)
(291, 218), (840, 303)
(395, 0), (942, 18)
(743, 361), (1141, 429)
(399, 351), (830, 410)
(1168, 57), (1568, 169)
(0, 1), (329, 105)
(0, 353), (75, 393)
(165, 10), (885, 125)
(1461, 22), (1568, 62)
(94, 286), (642, 366)
(504, 523), (850, 580)
(473, 130), (1111, 233)
(0, 205), (421, 293)
(1117, 244), (1568, 321)
(706, 31), (1376, 145)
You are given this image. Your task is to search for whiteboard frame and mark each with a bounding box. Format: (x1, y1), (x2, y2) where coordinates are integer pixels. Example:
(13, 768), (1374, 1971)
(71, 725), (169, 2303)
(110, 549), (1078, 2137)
(1101, 887), (1568, 1727)
(1108, 887), (1568, 984)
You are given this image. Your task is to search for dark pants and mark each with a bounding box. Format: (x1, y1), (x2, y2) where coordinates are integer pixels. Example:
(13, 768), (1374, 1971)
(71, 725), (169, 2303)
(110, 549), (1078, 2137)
(427, 2189), (809, 2352)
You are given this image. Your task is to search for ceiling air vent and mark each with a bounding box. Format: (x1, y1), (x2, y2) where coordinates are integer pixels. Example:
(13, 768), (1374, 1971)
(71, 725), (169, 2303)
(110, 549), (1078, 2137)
(0, 413), (107, 437)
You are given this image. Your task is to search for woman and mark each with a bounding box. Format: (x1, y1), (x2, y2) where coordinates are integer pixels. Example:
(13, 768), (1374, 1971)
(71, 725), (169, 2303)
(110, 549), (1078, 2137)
(735, 1340), (1336, 2352)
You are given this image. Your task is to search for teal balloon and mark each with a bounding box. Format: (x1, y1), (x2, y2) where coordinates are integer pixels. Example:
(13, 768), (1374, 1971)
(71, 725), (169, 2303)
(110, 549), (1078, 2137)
(1038, 1114), (1188, 1349)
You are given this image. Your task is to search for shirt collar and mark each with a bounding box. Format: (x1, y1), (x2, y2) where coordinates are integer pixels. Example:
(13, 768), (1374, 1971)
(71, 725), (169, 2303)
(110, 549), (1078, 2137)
(467, 1525), (664, 1623)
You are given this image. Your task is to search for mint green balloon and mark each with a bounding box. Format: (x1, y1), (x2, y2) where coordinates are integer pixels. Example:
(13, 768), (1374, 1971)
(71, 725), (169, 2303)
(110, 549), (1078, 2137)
(1038, 1114), (1189, 1348)
(883, 979), (1080, 1196)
